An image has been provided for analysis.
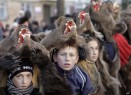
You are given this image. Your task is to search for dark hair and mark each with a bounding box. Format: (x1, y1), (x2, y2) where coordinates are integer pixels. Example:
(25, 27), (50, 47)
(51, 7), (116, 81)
(78, 46), (87, 61)
(18, 16), (29, 24)
(50, 38), (79, 62)
(79, 35), (100, 61)
(83, 34), (100, 49)
(86, 37), (99, 46)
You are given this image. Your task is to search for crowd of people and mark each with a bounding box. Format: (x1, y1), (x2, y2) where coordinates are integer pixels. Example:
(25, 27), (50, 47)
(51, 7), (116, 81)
(0, 10), (60, 40)
(0, 0), (131, 95)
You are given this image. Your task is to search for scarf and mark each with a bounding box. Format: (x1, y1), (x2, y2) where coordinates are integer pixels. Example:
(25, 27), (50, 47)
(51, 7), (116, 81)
(78, 60), (99, 89)
(113, 33), (131, 67)
(7, 79), (34, 95)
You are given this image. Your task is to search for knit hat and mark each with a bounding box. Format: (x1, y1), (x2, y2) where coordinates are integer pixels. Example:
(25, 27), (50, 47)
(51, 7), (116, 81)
(8, 58), (34, 79)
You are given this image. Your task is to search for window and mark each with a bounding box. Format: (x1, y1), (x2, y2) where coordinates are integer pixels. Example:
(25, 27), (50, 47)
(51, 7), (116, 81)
(0, 2), (7, 20)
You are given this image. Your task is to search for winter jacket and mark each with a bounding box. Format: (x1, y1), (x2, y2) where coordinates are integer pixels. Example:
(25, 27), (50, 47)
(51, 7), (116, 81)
(55, 63), (95, 95)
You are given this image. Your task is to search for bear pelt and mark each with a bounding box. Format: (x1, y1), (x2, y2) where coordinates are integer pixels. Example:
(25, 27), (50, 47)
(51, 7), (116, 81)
(113, 21), (127, 34)
(41, 62), (72, 95)
(89, 1), (116, 31)
(0, 25), (27, 53)
(30, 46), (72, 95)
(25, 41), (73, 95)
(40, 16), (77, 51)
(0, 52), (21, 87)
(83, 1), (121, 76)
(96, 47), (121, 95)
(122, 16), (131, 45)
(120, 58), (131, 93)
(83, 2), (121, 95)
(84, 1), (122, 39)
(16, 38), (73, 95)
(0, 52), (20, 70)
(31, 32), (46, 42)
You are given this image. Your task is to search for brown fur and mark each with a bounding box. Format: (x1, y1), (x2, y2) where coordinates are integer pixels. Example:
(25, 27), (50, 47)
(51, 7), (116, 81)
(0, 25), (27, 53)
(122, 16), (131, 44)
(40, 16), (77, 50)
(31, 32), (46, 42)
(21, 29), (73, 95)
(89, 2), (116, 41)
(77, 13), (94, 34)
(83, 2), (121, 95)
(41, 63), (72, 95)
(119, 13), (131, 94)
(113, 22), (127, 34)
(120, 58), (131, 93)
(26, 40), (72, 95)
(0, 25), (72, 95)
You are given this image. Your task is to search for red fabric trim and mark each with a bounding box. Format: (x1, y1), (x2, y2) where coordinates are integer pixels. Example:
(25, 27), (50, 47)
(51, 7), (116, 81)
(113, 33), (131, 67)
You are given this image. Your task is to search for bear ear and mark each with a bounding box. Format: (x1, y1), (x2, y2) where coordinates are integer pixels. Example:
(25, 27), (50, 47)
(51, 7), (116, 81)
(55, 16), (66, 27)
(114, 22), (127, 34)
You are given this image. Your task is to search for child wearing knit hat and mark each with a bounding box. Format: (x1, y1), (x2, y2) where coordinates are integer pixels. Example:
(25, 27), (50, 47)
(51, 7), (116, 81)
(7, 58), (34, 95)
(8, 58), (34, 79)
(0, 54), (42, 95)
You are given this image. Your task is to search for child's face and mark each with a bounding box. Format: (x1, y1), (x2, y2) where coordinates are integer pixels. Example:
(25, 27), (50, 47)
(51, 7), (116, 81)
(86, 40), (99, 62)
(12, 71), (33, 89)
(54, 46), (79, 71)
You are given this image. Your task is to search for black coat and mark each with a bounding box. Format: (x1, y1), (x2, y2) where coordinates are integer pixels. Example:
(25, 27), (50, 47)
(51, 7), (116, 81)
(0, 87), (43, 95)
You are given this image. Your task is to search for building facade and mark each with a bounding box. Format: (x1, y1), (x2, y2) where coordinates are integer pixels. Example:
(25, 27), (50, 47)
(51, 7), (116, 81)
(3, 0), (124, 26)
(0, 0), (57, 25)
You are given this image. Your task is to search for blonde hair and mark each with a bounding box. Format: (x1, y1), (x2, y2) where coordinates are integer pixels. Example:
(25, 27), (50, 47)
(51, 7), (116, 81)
(32, 64), (41, 88)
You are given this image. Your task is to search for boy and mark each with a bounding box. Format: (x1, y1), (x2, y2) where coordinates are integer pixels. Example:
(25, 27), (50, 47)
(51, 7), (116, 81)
(52, 39), (95, 95)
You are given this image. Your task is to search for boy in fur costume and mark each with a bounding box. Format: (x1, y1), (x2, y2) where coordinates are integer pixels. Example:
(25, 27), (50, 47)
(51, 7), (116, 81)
(51, 38), (95, 95)
(0, 24), (73, 95)
(15, 25), (74, 95)
(0, 54), (42, 95)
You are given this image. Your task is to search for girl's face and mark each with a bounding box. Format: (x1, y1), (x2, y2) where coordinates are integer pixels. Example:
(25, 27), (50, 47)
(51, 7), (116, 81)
(12, 72), (33, 89)
(54, 46), (79, 71)
(86, 40), (99, 62)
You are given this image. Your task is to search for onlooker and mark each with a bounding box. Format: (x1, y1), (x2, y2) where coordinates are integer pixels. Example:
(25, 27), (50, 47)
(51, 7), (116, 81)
(30, 21), (43, 34)
(40, 19), (49, 32)
(48, 16), (58, 30)
(3, 24), (10, 38)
